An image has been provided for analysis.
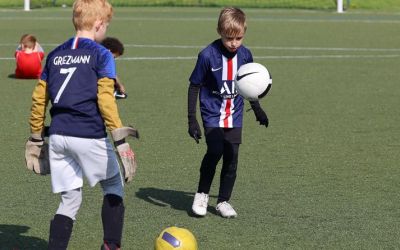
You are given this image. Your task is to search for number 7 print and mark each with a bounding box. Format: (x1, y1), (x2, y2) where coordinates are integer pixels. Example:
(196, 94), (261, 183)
(54, 67), (77, 103)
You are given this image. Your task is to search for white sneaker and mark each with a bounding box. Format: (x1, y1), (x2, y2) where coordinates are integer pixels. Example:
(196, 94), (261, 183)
(216, 201), (237, 218)
(192, 192), (209, 216)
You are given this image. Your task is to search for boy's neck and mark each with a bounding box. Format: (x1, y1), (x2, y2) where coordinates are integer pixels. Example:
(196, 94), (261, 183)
(75, 30), (95, 40)
(218, 39), (237, 58)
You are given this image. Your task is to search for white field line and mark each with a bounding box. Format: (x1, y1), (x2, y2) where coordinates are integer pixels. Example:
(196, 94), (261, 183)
(118, 54), (400, 60)
(1, 43), (399, 52)
(1, 44), (398, 61)
(115, 17), (400, 24)
(0, 16), (400, 24)
(123, 44), (400, 52)
(3, 54), (398, 61)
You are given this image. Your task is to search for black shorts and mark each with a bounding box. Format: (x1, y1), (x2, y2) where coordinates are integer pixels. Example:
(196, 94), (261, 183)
(204, 127), (242, 144)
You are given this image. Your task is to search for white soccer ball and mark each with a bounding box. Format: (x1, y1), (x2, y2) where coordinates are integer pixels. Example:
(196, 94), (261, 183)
(234, 62), (272, 101)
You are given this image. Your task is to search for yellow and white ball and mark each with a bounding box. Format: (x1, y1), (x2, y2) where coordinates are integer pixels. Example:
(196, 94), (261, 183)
(155, 226), (198, 250)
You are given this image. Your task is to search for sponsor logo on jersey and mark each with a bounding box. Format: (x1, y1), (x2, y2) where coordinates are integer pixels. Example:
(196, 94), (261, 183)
(212, 81), (238, 99)
(211, 67), (222, 72)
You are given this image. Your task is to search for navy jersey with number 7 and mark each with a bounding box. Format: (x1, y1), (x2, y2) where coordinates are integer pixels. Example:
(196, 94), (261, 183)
(41, 37), (116, 138)
(189, 39), (253, 128)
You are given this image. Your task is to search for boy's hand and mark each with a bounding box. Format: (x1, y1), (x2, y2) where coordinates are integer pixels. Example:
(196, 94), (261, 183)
(114, 141), (137, 183)
(111, 126), (139, 183)
(253, 107), (269, 127)
(250, 101), (269, 127)
(188, 117), (202, 143)
(114, 77), (126, 93)
(25, 134), (50, 175)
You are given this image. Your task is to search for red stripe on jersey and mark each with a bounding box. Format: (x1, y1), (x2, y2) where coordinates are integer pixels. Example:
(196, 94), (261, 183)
(72, 37), (79, 49)
(223, 58), (233, 127)
(223, 99), (232, 127)
(227, 58), (233, 80)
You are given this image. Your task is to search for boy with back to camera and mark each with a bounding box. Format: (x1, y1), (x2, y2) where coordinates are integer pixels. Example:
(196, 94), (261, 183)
(188, 7), (269, 218)
(15, 34), (45, 79)
(25, 0), (138, 249)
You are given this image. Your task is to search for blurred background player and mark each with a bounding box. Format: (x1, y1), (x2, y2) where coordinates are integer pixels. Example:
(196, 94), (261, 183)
(101, 36), (127, 99)
(14, 34), (45, 79)
(187, 7), (269, 218)
(26, 0), (136, 249)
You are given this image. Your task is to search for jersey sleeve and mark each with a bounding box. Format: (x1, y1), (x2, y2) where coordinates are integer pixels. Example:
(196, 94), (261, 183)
(29, 79), (49, 134)
(246, 49), (254, 63)
(97, 77), (123, 131)
(189, 51), (209, 86)
(97, 49), (116, 79)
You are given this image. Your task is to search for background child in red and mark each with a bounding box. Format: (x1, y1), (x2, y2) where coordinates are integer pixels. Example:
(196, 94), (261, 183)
(15, 34), (45, 79)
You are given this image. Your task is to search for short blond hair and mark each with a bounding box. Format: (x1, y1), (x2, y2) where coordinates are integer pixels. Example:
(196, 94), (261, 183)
(20, 34), (37, 49)
(72, 0), (113, 31)
(217, 7), (247, 37)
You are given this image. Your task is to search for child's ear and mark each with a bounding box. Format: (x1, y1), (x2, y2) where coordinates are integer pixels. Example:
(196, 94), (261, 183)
(94, 20), (103, 32)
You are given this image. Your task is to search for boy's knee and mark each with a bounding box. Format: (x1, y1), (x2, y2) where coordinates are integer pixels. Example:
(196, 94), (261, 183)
(101, 173), (124, 198)
(104, 194), (123, 207)
(56, 188), (82, 220)
(206, 142), (224, 158)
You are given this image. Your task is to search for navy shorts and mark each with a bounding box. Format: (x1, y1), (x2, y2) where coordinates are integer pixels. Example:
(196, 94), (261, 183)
(204, 127), (242, 144)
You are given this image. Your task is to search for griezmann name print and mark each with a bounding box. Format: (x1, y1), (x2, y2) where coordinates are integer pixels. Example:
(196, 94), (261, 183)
(53, 55), (91, 66)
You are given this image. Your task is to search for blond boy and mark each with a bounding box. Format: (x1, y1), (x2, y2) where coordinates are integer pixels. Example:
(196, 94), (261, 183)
(188, 7), (269, 218)
(26, 0), (137, 249)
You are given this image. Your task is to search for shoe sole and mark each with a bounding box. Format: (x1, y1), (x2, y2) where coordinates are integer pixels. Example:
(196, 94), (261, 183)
(219, 214), (237, 218)
(191, 210), (206, 217)
(216, 209), (237, 218)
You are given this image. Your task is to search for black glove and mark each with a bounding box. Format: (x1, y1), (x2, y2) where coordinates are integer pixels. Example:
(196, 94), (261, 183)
(188, 84), (202, 143)
(188, 117), (202, 143)
(250, 101), (269, 127)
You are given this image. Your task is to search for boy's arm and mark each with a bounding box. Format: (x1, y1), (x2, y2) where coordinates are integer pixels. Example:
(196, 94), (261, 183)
(29, 79), (49, 135)
(115, 76), (126, 94)
(26, 79), (50, 175)
(187, 83), (202, 143)
(97, 77), (123, 130)
(35, 42), (45, 60)
(98, 77), (138, 183)
(35, 42), (44, 53)
(15, 44), (22, 58)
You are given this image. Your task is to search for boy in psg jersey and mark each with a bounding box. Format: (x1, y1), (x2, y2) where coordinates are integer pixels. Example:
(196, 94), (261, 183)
(188, 7), (269, 218)
(26, 0), (136, 249)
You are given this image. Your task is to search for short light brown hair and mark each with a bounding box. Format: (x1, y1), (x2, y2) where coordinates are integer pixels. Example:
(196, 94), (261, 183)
(72, 0), (113, 31)
(217, 7), (247, 37)
(20, 34), (37, 49)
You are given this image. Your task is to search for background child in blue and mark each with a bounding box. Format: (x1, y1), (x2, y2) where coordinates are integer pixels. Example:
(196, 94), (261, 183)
(188, 7), (269, 218)
(101, 37), (128, 99)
